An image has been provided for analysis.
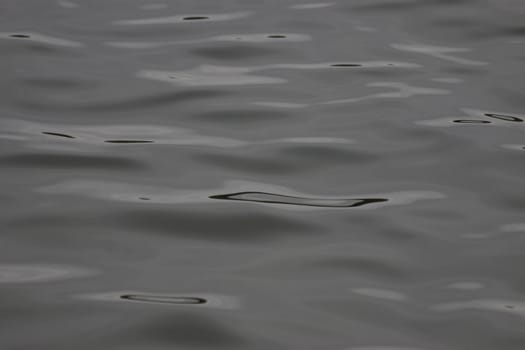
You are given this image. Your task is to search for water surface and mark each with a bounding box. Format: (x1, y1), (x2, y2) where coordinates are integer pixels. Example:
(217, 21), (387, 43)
(2, 1), (525, 349)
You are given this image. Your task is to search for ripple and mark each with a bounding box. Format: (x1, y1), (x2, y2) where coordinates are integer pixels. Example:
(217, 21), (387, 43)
(138, 67), (286, 86)
(500, 223), (525, 232)
(0, 119), (245, 149)
(446, 282), (484, 290)
(42, 132), (75, 139)
(348, 347), (425, 350)
(79, 291), (240, 309)
(502, 144), (525, 151)
(351, 287), (408, 301)
(323, 82), (450, 105)
(252, 101), (308, 108)
(349, 347), (424, 350)
(485, 113), (523, 122)
(432, 299), (525, 319)
(121, 295), (207, 305)
(417, 108), (525, 127)
(139, 3), (167, 10)
(290, 3), (335, 9)
(104, 140), (154, 144)
(106, 33), (311, 49)
(0, 32), (84, 48)
(1, 153), (145, 170)
(431, 77), (464, 83)
(138, 61), (420, 87)
(452, 120), (491, 124)
(183, 16), (209, 21)
(209, 192), (388, 208)
(331, 63), (363, 67)
(38, 180), (445, 210)
(0, 263), (95, 283)
(113, 11), (252, 25)
(391, 43), (488, 66)
(57, 0), (78, 8)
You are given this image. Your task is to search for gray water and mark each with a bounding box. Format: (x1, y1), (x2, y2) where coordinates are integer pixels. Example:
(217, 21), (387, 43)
(2, 1), (525, 349)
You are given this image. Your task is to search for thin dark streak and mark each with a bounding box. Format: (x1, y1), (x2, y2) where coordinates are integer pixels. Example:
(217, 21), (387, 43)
(121, 294), (207, 305)
(42, 132), (75, 139)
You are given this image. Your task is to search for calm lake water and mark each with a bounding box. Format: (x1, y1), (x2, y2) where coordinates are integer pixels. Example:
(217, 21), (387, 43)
(2, 1), (525, 349)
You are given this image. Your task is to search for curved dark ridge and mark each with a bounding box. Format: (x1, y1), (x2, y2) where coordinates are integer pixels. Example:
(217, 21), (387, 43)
(104, 140), (154, 143)
(209, 191), (388, 208)
(331, 64), (362, 67)
(121, 294), (207, 305)
(485, 113), (523, 122)
(10, 34), (30, 38)
(453, 119), (491, 124)
(183, 16), (209, 20)
(42, 132), (75, 139)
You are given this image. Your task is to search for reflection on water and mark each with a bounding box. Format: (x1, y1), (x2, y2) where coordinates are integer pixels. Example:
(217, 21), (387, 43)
(106, 33), (312, 49)
(2, 0), (525, 349)
(0, 32), (84, 47)
(113, 11), (252, 25)
(0, 264), (95, 283)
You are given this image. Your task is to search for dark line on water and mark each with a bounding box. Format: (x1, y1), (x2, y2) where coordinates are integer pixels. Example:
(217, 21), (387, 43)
(453, 120), (491, 124)
(183, 16), (209, 20)
(104, 140), (154, 143)
(10, 34), (30, 38)
(209, 191), (388, 208)
(331, 64), (362, 67)
(267, 35), (286, 38)
(42, 132), (75, 139)
(485, 113), (523, 122)
(121, 294), (207, 305)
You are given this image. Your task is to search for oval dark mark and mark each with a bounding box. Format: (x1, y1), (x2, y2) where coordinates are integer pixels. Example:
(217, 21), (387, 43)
(505, 305), (515, 309)
(453, 120), (491, 124)
(485, 113), (523, 122)
(139, 197), (151, 201)
(121, 294), (207, 305)
(42, 132), (75, 139)
(209, 191), (388, 208)
(267, 35), (286, 38)
(183, 16), (209, 20)
(331, 64), (362, 67)
(10, 34), (30, 38)
(104, 140), (154, 144)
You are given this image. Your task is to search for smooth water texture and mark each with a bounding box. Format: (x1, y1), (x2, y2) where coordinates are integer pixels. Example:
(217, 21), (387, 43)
(2, 1), (525, 349)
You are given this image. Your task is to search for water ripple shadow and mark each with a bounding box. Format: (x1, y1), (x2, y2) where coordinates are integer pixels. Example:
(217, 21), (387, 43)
(0, 153), (146, 170)
(131, 314), (246, 348)
(117, 209), (323, 242)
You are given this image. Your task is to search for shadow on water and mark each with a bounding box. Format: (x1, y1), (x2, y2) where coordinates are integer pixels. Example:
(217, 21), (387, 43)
(0, 153), (146, 170)
(125, 313), (246, 348)
(118, 209), (323, 242)
(193, 146), (378, 174)
(189, 109), (291, 123)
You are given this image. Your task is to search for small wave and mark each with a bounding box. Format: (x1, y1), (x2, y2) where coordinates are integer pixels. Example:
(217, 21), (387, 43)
(113, 11), (252, 25)
(209, 192), (388, 208)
